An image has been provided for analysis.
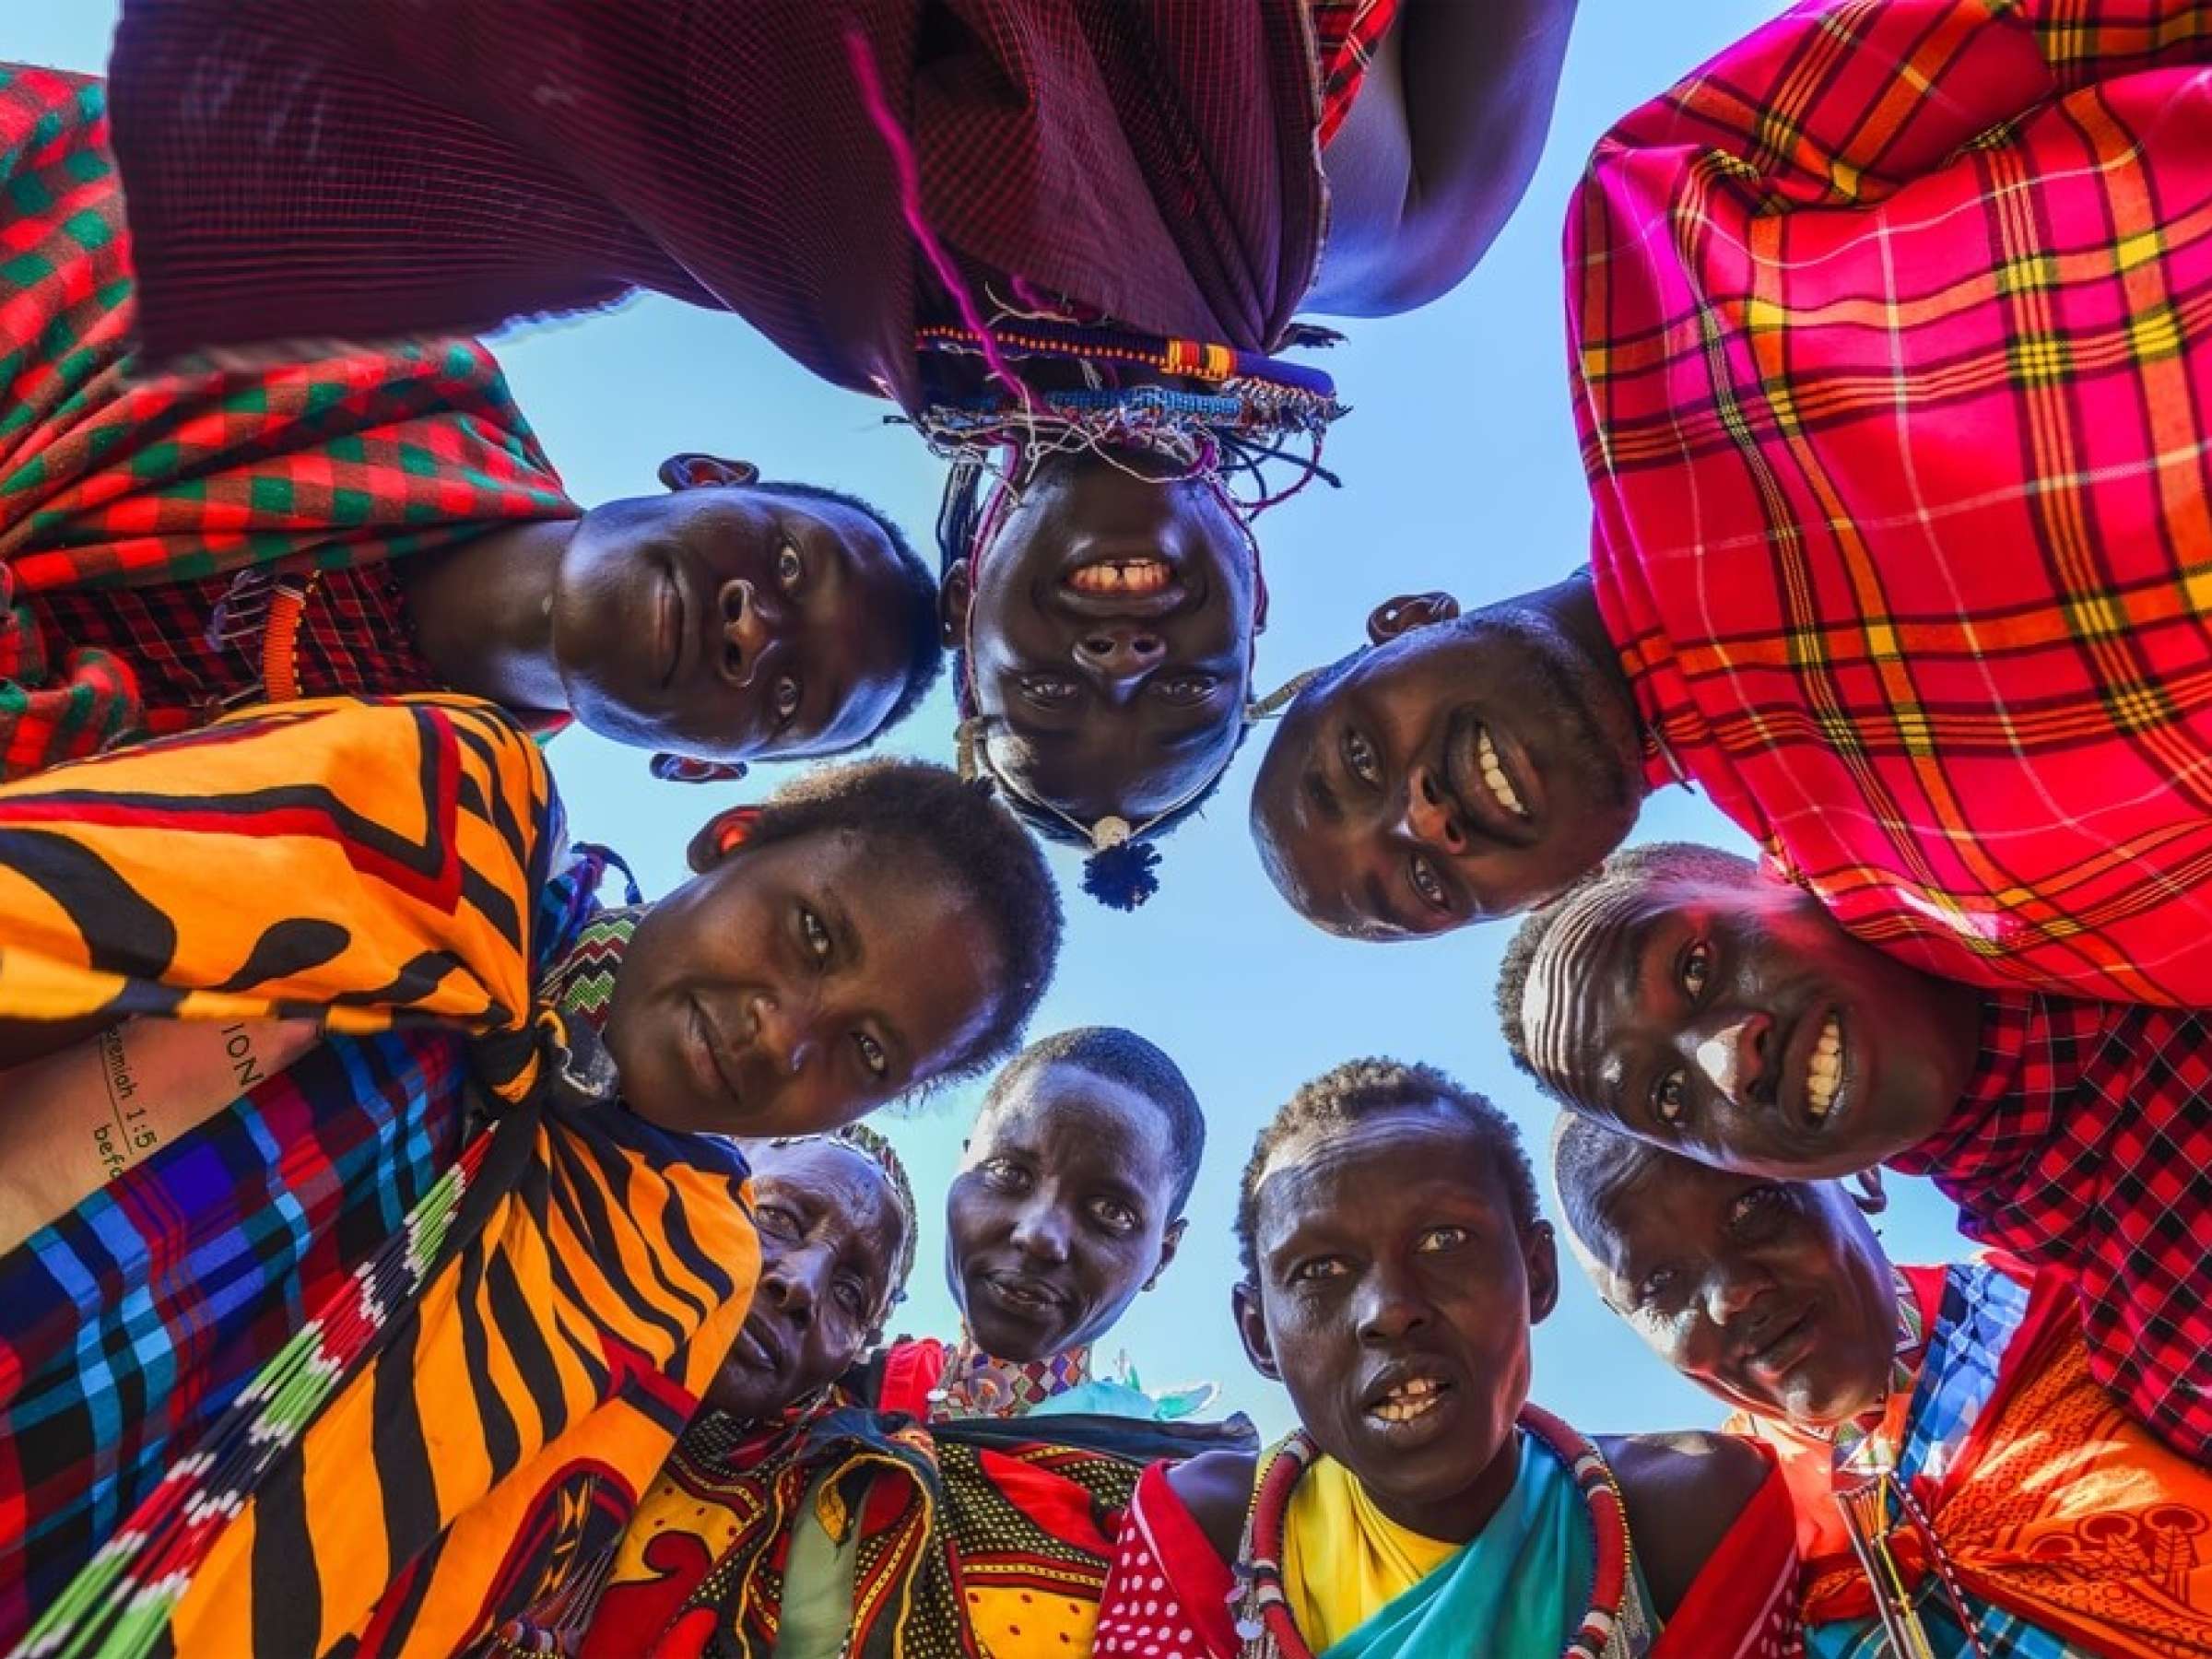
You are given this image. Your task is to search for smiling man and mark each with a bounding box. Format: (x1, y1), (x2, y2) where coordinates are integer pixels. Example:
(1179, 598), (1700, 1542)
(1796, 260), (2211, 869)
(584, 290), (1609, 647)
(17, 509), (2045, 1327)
(1093, 1058), (1802, 1658)
(1252, 0), (2212, 1003)
(1499, 841), (2212, 1465)
(0, 66), (939, 783)
(1554, 1122), (2212, 1657)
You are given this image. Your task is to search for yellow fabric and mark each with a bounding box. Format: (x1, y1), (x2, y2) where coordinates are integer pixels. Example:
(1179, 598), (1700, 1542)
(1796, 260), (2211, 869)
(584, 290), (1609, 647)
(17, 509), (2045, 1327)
(1282, 1454), (1459, 1652)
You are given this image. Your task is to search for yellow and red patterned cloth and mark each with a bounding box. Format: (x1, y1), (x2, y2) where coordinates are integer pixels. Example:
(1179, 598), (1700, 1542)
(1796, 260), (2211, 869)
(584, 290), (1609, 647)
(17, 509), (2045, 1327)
(1572, 0), (2212, 1005)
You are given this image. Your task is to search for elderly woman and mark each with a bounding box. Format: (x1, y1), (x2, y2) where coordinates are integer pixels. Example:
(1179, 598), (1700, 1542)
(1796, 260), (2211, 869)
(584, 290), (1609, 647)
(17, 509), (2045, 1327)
(1552, 1119), (2212, 1657)
(0, 692), (1061, 1655)
(1093, 1059), (1802, 1658)
(574, 1025), (1243, 1655)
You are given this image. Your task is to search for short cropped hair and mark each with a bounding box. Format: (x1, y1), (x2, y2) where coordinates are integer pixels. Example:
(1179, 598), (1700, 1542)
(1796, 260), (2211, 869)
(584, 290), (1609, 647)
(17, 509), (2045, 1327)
(1234, 1057), (1541, 1281)
(1495, 841), (1759, 1087)
(759, 478), (944, 742)
(743, 758), (1062, 1085)
(1548, 1112), (1671, 1265)
(980, 1026), (1208, 1218)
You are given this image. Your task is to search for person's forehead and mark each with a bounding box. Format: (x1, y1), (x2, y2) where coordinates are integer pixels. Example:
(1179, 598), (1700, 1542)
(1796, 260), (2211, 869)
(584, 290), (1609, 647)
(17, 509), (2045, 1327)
(980, 1066), (1170, 1176)
(1521, 884), (1662, 1094)
(989, 709), (1241, 823)
(1255, 1108), (1501, 1243)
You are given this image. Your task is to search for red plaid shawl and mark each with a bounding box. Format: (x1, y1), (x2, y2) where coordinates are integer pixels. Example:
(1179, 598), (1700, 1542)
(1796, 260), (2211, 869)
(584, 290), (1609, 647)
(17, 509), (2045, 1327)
(99, 3), (1328, 401)
(1888, 992), (2212, 1464)
(1571, 0), (2212, 1006)
(0, 65), (575, 781)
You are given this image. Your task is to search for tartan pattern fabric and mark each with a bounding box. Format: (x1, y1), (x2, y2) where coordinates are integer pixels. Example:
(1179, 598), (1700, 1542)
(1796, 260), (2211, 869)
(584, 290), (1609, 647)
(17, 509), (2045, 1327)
(101, 3), (1328, 405)
(1311, 0), (1402, 146)
(1888, 994), (2212, 1463)
(0, 63), (574, 781)
(0, 849), (611, 1653)
(29, 562), (441, 741)
(1569, 0), (2212, 1005)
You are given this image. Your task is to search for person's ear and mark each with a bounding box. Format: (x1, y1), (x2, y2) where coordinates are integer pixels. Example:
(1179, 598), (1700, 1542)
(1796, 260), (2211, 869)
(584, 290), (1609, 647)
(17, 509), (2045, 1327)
(658, 453), (761, 492)
(686, 806), (762, 873)
(1143, 1218), (1187, 1291)
(1849, 1168), (1888, 1218)
(1231, 1280), (1280, 1381)
(1366, 592), (1460, 645)
(938, 559), (972, 648)
(1525, 1220), (1560, 1326)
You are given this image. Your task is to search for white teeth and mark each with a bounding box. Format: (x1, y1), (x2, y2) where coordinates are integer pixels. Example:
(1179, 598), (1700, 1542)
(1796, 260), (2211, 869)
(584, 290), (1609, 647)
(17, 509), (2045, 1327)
(1066, 559), (1171, 595)
(1476, 727), (1530, 818)
(1806, 1014), (1842, 1119)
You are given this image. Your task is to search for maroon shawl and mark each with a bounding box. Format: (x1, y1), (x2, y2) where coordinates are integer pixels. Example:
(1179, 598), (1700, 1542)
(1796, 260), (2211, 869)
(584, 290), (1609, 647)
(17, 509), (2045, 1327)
(103, 1), (1328, 405)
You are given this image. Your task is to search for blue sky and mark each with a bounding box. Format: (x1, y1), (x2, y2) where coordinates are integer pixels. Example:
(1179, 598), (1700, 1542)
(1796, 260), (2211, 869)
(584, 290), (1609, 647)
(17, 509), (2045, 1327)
(28, 2), (1973, 1441)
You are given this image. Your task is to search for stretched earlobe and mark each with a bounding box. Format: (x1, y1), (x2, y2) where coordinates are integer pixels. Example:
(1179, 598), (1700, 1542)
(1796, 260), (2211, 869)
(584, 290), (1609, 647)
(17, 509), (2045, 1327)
(938, 559), (973, 648)
(685, 806), (764, 873)
(1366, 591), (1461, 645)
(1849, 1169), (1889, 1217)
(651, 754), (747, 785)
(658, 453), (762, 492)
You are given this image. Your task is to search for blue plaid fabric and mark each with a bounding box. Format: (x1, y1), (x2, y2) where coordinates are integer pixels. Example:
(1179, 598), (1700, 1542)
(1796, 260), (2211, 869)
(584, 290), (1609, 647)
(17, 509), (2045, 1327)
(1811, 1265), (2084, 1659)
(0, 834), (624, 1650)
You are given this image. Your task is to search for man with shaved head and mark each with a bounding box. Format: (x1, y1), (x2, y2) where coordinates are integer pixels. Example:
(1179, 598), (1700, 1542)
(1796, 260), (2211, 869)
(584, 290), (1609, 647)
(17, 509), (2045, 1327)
(1496, 841), (2212, 1466)
(1550, 1119), (2212, 1657)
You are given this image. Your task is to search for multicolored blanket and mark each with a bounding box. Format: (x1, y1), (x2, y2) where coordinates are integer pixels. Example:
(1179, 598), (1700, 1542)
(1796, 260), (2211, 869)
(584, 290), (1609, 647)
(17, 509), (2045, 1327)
(0, 696), (759, 1657)
(0, 64), (572, 782)
(99, 3), (1330, 401)
(1571, 0), (2212, 1004)
(1746, 1259), (2212, 1658)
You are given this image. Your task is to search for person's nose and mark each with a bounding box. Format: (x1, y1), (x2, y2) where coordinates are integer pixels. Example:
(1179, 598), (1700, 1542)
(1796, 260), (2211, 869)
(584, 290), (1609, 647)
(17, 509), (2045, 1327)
(746, 992), (820, 1077)
(715, 578), (772, 686)
(1353, 1261), (1430, 1346)
(1688, 1010), (1772, 1107)
(1007, 1196), (1073, 1267)
(1072, 624), (1165, 694)
(1394, 765), (1467, 854)
(759, 1250), (823, 1328)
(1702, 1264), (1765, 1329)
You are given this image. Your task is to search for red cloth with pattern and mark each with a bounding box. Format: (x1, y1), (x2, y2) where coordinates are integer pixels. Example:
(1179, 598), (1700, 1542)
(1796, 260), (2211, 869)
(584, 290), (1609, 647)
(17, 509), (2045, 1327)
(1570, 0), (2212, 1006)
(1312, 0), (1402, 147)
(101, 2), (1331, 405)
(0, 64), (575, 781)
(1095, 1453), (1805, 1656)
(1887, 993), (2212, 1464)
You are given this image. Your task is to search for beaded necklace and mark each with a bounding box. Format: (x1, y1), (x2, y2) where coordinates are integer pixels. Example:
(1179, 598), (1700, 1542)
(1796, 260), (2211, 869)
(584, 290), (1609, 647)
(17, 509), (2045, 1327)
(1229, 1405), (1637, 1659)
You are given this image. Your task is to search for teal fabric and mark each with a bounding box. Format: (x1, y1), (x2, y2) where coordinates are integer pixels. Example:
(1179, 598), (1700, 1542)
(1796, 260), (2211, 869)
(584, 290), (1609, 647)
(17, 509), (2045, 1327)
(766, 1471), (865, 1659)
(1319, 1431), (1593, 1659)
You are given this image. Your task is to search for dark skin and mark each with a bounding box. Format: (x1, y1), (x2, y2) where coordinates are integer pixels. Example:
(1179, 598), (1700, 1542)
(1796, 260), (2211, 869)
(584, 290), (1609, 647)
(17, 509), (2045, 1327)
(705, 1137), (910, 1423)
(405, 453), (913, 763)
(940, 451), (1257, 827)
(1311, 0), (1582, 316)
(945, 1060), (1185, 1361)
(1172, 1102), (1767, 1621)
(1250, 573), (1646, 939)
(605, 818), (1005, 1138)
(1519, 866), (1984, 1178)
(1569, 1145), (1898, 1429)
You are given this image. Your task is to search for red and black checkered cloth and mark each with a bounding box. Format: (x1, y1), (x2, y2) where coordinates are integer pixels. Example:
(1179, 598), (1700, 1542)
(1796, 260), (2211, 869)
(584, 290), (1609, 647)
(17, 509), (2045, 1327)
(100, 2), (1331, 398)
(1571, 0), (2212, 1006)
(0, 64), (575, 781)
(1890, 992), (2212, 1463)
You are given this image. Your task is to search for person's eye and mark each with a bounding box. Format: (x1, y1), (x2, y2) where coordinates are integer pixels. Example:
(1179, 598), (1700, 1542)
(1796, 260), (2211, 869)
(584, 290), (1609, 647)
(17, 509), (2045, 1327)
(1653, 1069), (1688, 1127)
(1342, 727), (1382, 787)
(1090, 1197), (1138, 1234)
(1680, 940), (1713, 1001)
(1730, 1185), (1792, 1234)
(773, 675), (802, 723)
(1635, 1265), (1678, 1311)
(755, 1203), (800, 1241)
(1409, 853), (1449, 912)
(1018, 676), (1078, 709)
(980, 1157), (1028, 1191)
(854, 1031), (888, 1080)
(797, 906), (831, 963)
(1291, 1256), (1347, 1283)
(1155, 673), (1219, 704)
(777, 542), (804, 593)
(1417, 1225), (1468, 1253)
(833, 1276), (865, 1316)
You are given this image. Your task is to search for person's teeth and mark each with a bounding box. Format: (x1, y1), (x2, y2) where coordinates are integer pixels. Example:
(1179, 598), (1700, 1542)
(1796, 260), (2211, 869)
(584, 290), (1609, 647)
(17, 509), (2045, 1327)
(1372, 1379), (1446, 1422)
(1476, 727), (1530, 818)
(1067, 559), (1170, 594)
(1806, 1013), (1842, 1119)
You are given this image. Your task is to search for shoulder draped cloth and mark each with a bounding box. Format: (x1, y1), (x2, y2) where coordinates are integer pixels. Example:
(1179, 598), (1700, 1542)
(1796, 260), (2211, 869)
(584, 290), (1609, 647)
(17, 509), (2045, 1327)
(0, 695), (759, 1658)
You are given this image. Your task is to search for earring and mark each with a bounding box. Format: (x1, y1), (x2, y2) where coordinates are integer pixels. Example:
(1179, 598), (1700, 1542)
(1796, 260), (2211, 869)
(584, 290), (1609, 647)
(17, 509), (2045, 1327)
(652, 754), (748, 784)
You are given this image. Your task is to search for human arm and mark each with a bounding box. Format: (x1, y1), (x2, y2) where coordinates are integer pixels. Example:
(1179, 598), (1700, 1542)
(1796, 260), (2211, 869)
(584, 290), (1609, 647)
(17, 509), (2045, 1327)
(1307, 0), (1579, 317)
(1601, 1430), (1773, 1621)
(1162, 1447), (1261, 1567)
